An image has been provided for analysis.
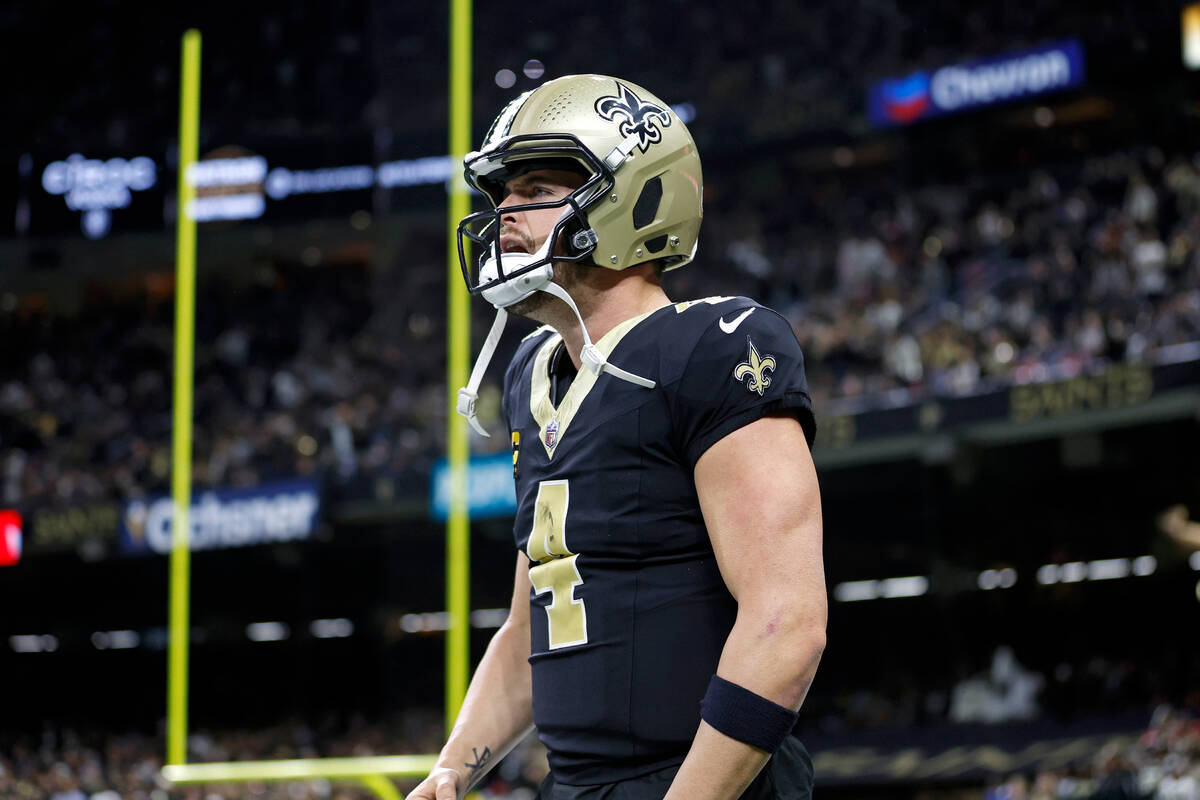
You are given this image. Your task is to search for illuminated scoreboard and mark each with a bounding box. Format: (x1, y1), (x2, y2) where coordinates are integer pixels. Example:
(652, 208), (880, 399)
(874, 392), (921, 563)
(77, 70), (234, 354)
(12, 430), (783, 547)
(31, 152), (162, 238)
(14, 103), (695, 239)
(21, 144), (454, 239)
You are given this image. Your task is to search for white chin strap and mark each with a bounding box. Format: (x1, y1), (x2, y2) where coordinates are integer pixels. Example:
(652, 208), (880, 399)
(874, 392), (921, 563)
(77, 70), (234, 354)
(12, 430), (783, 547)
(456, 262), (655, 438)
(456, 307), (510, 437)
(539, 281), (656, 390)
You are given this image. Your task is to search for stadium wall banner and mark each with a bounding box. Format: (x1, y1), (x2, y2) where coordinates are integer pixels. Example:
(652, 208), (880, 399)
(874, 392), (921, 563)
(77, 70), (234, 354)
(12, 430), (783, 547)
(429, 453), (518, 521)
(119, 479), (320, 556)
(815, 358), (1199, 450)
(807, 717), (1142, 785)
(26, 501), (121, 554)
(867, 39), (1086, 127)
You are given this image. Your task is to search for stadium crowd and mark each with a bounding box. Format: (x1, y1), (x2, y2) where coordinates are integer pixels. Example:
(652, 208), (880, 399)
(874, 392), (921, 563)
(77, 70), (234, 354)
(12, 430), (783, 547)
(694, 145), (1200, 413)
(983, 705), (1200, 800)
(4, 144), (1200, 509)
(0, 713), (545, 800)
(7, 1), (1171, 163)
(2, 702), (1195, 800)
(800, 644), (1197, 738)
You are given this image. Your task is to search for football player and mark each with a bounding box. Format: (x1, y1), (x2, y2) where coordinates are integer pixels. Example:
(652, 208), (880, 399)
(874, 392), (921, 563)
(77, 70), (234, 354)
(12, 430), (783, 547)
(408, 74), (825, 800)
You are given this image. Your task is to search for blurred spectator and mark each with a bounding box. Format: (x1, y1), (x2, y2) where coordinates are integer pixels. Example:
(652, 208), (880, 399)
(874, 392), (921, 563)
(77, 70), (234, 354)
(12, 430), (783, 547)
(0, 713), (547, 800)
(7, 144), (1200, 507)
(984, 704), (1200, 800)
(951, 646), (1046, 725)
(3, 701), (1194, 799)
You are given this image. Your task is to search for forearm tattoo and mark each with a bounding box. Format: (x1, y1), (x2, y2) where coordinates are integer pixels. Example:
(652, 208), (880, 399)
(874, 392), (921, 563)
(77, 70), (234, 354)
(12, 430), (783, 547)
(463, 745), (492, 784)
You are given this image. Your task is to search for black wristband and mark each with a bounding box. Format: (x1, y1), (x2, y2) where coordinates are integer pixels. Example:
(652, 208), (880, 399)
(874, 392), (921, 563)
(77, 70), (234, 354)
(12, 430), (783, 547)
(699, 675), (799, 753)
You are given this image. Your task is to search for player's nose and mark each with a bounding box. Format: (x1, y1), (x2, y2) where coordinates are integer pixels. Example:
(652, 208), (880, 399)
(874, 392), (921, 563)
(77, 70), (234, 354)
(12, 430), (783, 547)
(498, 202), (521, 225)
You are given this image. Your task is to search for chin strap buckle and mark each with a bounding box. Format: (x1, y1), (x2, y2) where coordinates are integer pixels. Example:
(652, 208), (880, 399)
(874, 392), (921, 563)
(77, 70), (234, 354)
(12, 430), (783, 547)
(581, 344), (656, 389)
(456, 307), (510, 438)
(580, 344), (606, 376)
(456, 388), (489, 437)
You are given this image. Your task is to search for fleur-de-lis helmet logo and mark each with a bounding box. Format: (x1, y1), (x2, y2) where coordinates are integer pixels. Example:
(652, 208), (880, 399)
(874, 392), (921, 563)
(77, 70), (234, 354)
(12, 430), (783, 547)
(594, 81), (673, 153)
(733, 337), (777, 396)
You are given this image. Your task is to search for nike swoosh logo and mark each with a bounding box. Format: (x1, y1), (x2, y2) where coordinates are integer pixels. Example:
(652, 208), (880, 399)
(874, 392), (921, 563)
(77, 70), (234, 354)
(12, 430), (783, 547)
(718, 308), (755, 334)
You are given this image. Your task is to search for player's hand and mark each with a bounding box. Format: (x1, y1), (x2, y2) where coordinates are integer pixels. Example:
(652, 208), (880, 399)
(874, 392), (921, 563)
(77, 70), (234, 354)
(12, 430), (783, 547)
(405, 766), (465, 800)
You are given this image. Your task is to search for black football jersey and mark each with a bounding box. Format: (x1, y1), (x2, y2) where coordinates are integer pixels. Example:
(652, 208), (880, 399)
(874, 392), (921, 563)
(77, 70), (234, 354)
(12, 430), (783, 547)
(502, 296), (816, 785)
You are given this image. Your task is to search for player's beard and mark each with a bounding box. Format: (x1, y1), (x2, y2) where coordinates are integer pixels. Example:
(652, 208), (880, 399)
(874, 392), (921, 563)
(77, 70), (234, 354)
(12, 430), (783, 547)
(506, 256), (589, 321)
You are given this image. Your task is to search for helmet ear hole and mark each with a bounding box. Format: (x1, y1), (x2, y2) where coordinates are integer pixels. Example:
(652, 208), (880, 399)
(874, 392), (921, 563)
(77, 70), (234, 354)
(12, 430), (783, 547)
(631, 176), (663, 230)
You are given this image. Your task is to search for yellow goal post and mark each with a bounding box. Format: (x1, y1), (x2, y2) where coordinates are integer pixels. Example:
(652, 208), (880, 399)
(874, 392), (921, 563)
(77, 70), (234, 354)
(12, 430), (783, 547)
(162, 1), (474, 796)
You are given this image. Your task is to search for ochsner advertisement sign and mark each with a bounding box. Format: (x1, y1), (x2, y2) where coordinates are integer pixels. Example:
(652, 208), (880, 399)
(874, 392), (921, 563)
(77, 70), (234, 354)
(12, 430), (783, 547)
(120, 480), (320, 555)
(868, 40), (1086, 127)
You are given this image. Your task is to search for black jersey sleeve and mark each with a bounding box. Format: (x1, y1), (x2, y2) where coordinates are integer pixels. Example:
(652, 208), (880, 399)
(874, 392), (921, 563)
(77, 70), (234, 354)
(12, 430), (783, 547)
(670, 307), (816, 468)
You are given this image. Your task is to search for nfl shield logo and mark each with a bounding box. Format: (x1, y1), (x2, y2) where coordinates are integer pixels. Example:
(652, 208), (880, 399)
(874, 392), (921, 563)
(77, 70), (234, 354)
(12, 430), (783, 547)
(545, 420), (559, 449)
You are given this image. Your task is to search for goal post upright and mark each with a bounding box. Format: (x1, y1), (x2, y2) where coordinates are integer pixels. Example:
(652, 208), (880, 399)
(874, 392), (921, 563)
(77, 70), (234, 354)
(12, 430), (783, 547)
(446, 0), (474, 733)
(161, 5), (476, 793)
(168, 26), (202, 769)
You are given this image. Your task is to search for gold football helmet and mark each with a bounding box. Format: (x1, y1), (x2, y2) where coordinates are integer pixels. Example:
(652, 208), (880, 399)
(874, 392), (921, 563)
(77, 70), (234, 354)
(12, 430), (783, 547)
(456, 75), (701, 435)
(457, 74), (703, 307)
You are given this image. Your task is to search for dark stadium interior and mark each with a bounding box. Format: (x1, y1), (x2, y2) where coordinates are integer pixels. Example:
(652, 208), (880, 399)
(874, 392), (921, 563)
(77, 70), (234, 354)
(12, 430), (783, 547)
(3, 1), (1200, 799)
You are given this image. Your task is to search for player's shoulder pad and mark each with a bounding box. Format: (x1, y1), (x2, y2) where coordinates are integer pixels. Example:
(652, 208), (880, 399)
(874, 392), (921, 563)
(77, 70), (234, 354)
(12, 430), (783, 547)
(659, 296), (782, 385)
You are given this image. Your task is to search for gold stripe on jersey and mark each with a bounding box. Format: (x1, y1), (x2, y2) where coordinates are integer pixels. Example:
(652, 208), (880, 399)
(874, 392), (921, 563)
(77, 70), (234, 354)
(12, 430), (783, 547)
(672, 296), (733, 313)
(521, 323), (555, 342)
(529, 309), (658, 459)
